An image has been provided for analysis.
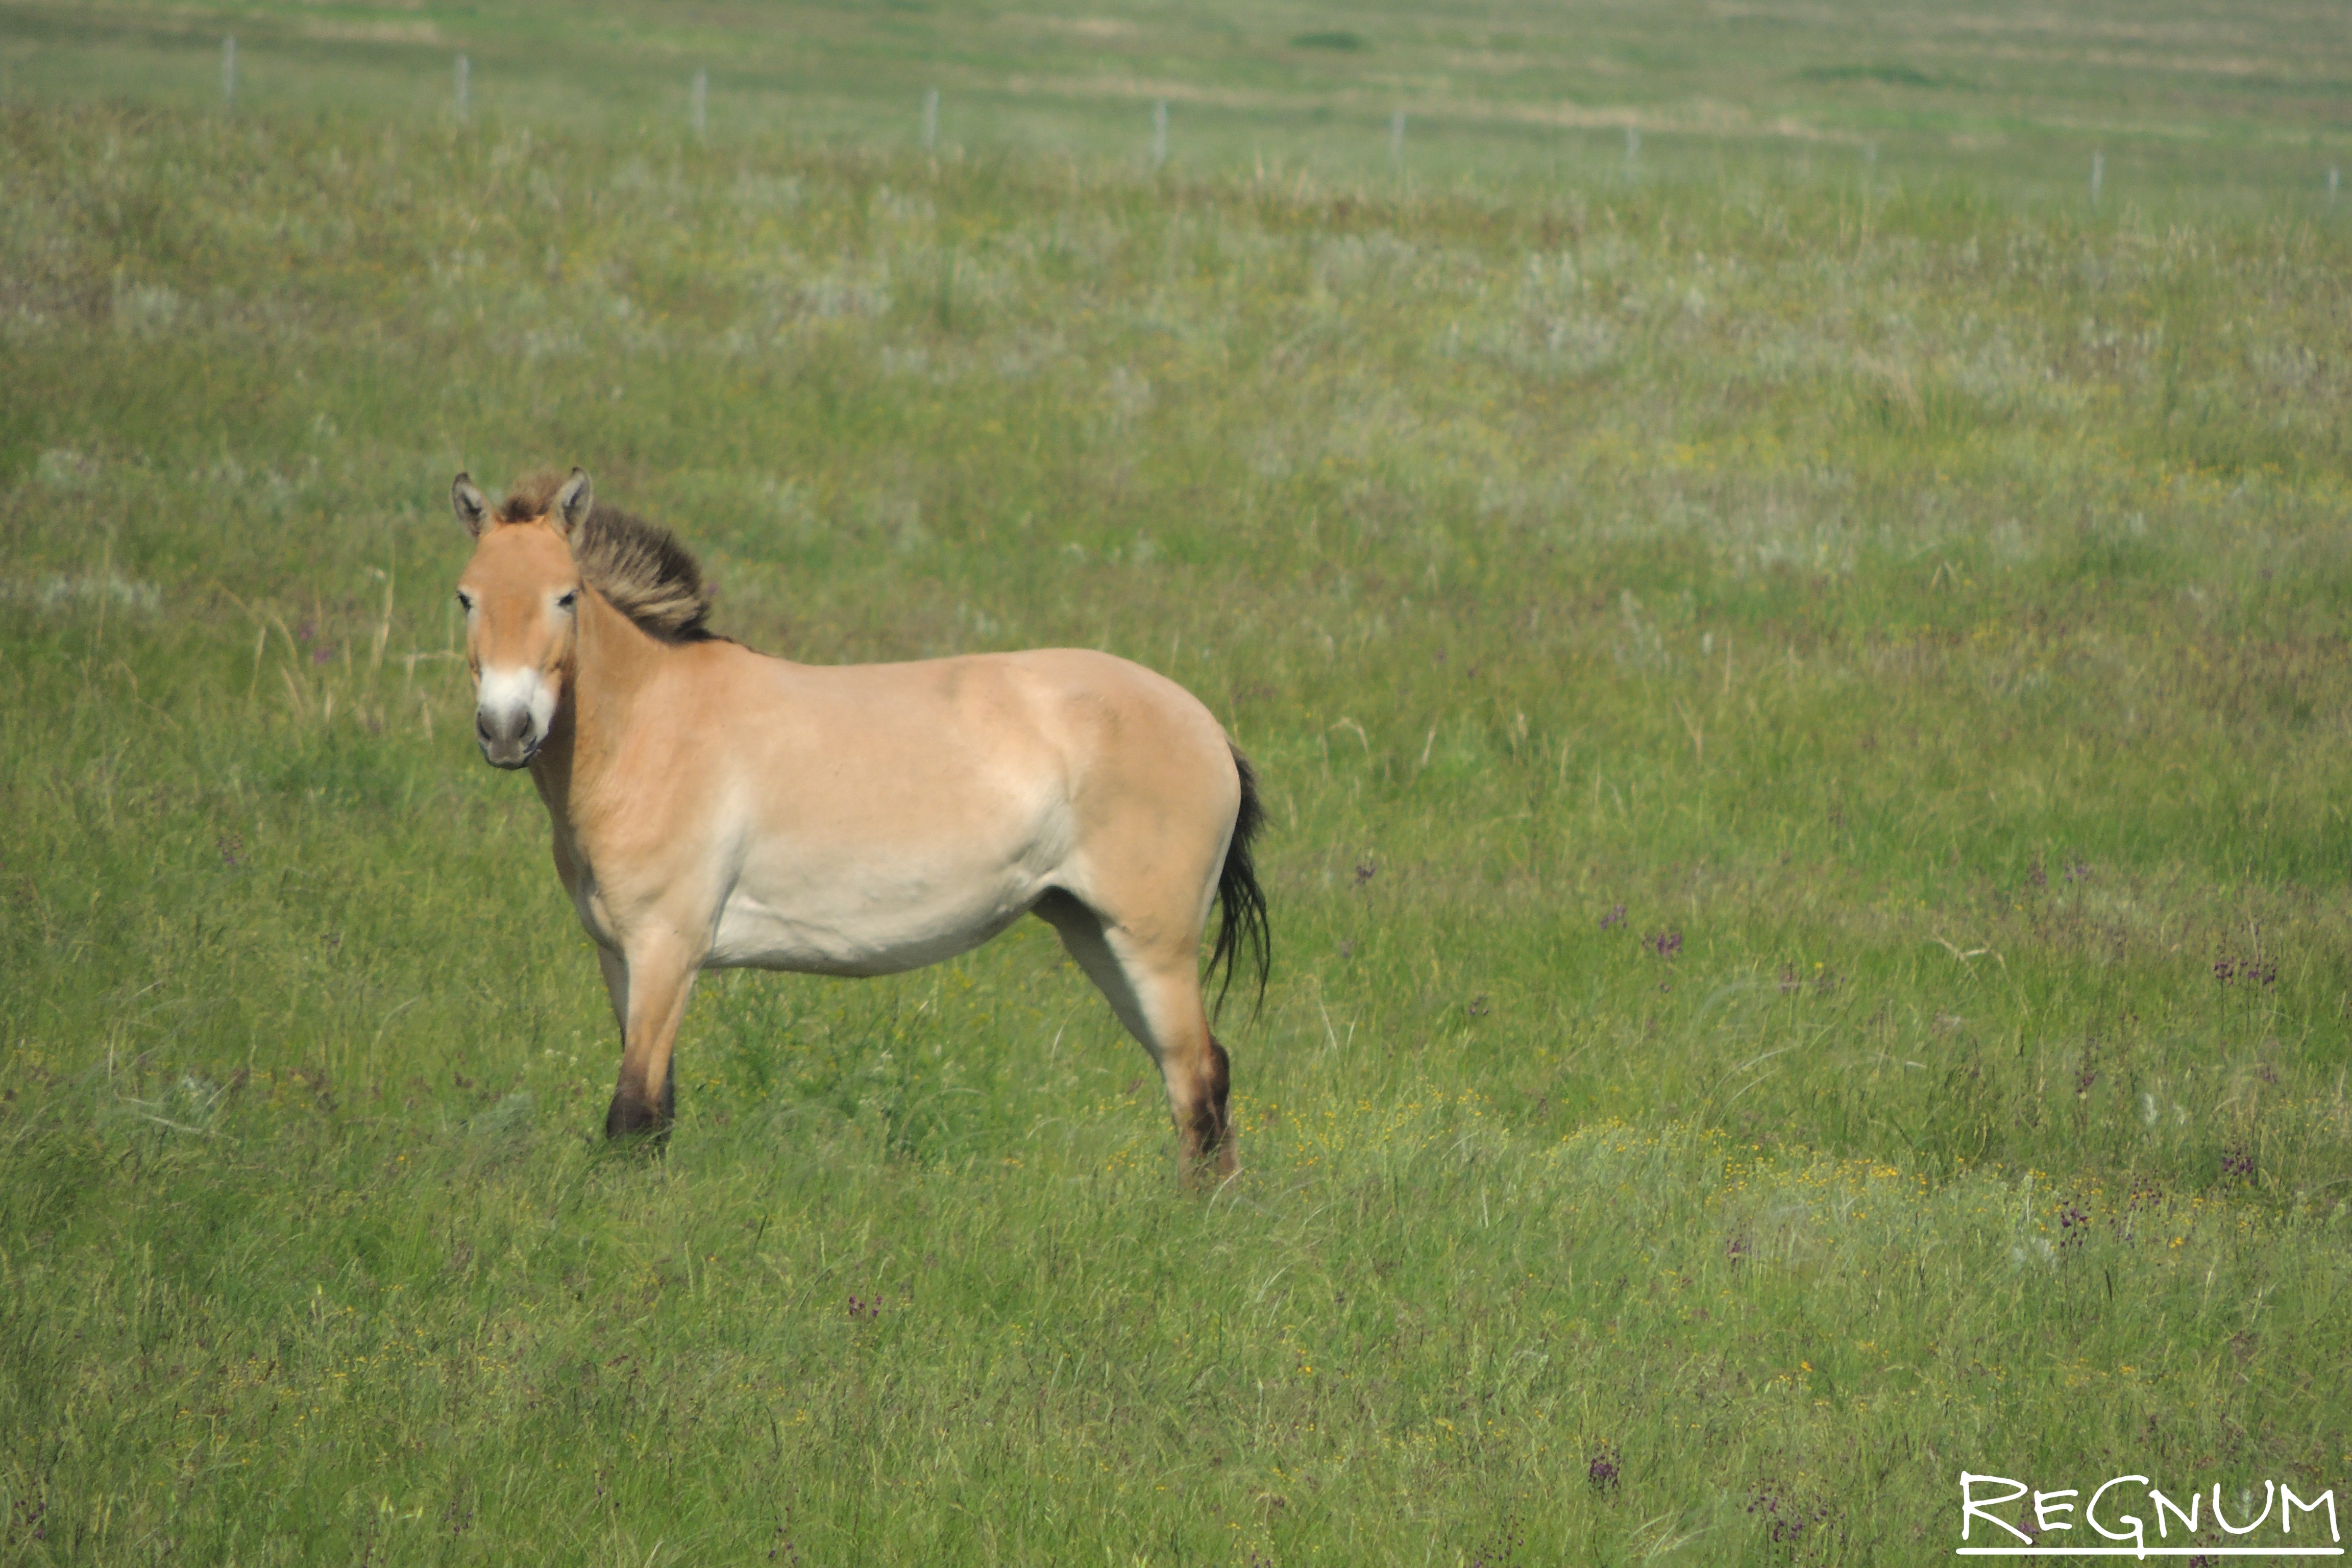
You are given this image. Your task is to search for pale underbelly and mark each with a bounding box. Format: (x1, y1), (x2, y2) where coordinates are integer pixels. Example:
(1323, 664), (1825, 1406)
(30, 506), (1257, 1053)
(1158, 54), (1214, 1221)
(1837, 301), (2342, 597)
(704, 877), (1040, 977)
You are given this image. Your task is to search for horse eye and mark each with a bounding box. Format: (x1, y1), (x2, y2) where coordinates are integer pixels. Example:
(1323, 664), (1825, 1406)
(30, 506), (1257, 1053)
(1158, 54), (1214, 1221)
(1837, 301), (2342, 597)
(556, 590), (578, 610)
(455, 591), (474, 611)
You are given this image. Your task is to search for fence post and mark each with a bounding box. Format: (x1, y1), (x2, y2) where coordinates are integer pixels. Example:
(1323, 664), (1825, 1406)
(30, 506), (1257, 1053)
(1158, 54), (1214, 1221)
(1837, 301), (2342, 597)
(1152, 100), (1168, 168)
(2090, 149), (2103, 206)
(1626, 125), (1640, 174)
(692, 68), (708, 137)
(222, 35), (236, 110)
(1389, 110), (1405, 163)
(455, 54), (470, 119)
(921, 87), (939, 153)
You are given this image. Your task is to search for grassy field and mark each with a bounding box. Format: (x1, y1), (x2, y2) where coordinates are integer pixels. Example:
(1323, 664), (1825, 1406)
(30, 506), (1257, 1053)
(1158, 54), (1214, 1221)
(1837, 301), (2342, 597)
(10, 0), (2352, 202)
(4, 1), (2352, 1562)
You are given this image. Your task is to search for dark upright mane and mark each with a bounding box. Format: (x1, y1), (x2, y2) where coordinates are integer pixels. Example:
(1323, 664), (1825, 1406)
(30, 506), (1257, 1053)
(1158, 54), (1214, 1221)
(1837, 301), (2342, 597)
(498, 471), (716, 643)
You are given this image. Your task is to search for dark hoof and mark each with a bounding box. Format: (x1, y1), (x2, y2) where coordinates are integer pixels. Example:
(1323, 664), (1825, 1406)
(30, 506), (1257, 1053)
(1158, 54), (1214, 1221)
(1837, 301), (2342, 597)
(604, 1098), (672, 1147)
(1179, 1122), (1239, 1189)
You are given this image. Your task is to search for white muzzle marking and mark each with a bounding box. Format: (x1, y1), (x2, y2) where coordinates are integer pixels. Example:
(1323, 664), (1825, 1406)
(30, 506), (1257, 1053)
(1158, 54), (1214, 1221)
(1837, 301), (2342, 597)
(476, 666), (555, 766)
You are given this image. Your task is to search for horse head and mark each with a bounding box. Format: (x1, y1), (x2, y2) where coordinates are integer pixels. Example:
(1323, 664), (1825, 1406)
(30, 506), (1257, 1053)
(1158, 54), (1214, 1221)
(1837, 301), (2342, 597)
(450, 468), (592, 769)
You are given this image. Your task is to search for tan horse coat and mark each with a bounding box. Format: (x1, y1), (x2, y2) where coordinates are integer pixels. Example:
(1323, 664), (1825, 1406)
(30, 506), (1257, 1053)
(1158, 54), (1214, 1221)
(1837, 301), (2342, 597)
(451, 470), (1267, 1175)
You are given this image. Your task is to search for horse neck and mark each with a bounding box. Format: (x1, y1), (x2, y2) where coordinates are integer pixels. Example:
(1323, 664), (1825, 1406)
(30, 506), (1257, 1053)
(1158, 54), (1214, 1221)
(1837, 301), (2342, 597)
(530, 584), (670, 814)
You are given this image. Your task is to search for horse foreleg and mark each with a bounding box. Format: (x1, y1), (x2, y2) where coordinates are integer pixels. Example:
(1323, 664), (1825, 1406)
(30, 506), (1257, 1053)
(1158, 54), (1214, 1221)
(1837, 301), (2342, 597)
(595, 944), (628, 1036)
(605, 935), (700, 1143)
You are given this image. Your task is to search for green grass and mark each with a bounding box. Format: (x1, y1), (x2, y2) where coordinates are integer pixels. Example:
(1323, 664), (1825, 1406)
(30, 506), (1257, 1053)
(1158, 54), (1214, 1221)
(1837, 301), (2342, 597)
(8, 0), (2352, 205)
(4, 1), (2352, 1561)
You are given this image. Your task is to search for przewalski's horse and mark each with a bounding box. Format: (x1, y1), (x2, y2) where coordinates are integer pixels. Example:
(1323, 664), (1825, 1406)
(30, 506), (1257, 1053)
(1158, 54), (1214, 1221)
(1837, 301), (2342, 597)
(450, 469), (1269, 1178)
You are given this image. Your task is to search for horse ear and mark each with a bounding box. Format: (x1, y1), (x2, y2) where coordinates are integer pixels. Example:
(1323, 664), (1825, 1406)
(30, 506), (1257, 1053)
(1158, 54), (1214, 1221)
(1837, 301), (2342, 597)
(452, 474), (492, 537)
(553, 468), (593, 539)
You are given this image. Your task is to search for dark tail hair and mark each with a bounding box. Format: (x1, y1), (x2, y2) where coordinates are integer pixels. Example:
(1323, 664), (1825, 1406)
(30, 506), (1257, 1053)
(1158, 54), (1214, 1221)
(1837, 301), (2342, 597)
(1207, 746), (1272, 1020)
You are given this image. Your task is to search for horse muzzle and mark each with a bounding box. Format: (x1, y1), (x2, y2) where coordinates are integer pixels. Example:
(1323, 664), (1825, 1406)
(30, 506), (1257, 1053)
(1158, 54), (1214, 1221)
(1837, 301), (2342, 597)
(476, 708), (540, 769)
(475, 668), (554, 770)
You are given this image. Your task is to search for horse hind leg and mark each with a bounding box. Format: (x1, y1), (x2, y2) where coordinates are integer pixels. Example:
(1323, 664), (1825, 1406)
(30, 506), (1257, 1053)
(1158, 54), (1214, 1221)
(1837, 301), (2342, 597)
(1192, 1032), (1235, 1173)
(1036, 892), (1236, 1182)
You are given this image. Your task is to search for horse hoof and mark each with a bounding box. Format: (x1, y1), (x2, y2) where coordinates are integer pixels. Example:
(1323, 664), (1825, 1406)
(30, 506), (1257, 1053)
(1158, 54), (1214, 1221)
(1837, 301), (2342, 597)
(603, 1101), (671, 1146)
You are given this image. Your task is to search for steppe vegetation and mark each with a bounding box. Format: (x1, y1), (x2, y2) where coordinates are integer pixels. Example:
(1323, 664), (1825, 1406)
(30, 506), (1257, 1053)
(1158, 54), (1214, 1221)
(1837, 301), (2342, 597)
(2, 0), (2349, 1561)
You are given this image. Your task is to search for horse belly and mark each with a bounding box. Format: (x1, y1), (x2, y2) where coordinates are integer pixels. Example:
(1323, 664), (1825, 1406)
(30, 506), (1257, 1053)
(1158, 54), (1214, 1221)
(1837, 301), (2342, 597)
(706, 873), (1034, 977)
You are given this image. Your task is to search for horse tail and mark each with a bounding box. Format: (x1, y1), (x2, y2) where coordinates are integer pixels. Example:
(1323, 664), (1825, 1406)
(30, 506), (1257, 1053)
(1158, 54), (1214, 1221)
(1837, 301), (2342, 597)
(1207, 745), (1272, 1020)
